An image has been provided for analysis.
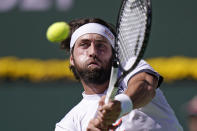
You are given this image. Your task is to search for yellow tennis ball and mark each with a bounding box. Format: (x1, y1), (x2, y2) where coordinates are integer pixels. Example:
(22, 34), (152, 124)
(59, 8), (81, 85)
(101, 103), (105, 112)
(46, 21), (70, 43)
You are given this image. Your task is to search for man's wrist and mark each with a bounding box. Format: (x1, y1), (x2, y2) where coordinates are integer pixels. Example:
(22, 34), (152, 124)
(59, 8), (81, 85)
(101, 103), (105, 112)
(114, 94), (133, 118)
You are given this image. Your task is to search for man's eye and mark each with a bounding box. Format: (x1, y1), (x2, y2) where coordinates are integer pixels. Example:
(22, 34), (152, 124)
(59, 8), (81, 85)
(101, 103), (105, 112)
(80, 43), (89, 47)
(96, 43), (105, 49)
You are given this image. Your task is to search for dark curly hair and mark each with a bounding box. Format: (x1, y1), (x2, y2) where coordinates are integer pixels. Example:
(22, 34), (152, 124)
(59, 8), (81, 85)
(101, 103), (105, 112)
(60, 18), (116, 80)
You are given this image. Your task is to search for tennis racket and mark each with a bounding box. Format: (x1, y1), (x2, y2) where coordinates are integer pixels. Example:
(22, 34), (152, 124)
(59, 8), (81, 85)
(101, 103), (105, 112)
(105, 0), (152, 104)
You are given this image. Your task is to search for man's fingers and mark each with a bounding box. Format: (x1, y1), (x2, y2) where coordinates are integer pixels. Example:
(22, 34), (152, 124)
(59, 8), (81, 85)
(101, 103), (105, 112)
(87, 119), (101, 131)
(98, 96), (106, 106)
(87, 125), (101, 131)
(96, 100), (121, 126)
(87, 118), (109, 131)
(101, 100), (121, 114)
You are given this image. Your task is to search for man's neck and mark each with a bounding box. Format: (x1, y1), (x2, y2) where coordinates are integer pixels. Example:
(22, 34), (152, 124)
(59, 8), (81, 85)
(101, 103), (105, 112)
(81, 80), (109, 95)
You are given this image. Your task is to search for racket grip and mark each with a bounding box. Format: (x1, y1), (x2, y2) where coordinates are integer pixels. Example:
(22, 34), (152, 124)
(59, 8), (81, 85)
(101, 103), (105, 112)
(105, 67), (119, 104)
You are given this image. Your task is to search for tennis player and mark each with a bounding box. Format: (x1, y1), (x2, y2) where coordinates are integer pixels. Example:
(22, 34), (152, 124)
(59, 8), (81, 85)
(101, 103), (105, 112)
(55, 18), (183, 131)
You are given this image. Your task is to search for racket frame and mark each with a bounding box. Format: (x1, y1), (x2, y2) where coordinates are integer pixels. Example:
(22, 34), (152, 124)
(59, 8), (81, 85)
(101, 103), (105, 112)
(105, 0), (152, 104)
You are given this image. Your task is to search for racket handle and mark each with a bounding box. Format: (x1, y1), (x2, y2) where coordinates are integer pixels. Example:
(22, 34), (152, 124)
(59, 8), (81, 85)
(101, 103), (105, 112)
(105, 67), (119, 104)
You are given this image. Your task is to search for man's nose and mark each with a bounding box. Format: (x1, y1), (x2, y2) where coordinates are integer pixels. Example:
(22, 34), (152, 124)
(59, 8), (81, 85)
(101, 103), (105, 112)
(88, 44), (98, 57)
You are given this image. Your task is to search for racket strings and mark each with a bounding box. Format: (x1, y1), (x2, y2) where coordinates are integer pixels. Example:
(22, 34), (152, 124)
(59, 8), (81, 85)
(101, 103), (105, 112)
(117, 0), (149, 69)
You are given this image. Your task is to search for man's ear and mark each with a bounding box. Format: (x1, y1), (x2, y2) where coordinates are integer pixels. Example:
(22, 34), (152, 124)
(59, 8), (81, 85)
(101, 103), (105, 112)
(70, 54), (74, 66)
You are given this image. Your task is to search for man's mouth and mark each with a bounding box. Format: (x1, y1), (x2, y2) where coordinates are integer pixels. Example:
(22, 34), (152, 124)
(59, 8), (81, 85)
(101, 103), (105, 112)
(87, 61), (100, 68)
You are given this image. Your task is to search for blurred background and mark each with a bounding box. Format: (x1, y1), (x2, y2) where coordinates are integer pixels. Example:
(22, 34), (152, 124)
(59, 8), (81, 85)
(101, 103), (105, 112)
(0, 0), (197, 130)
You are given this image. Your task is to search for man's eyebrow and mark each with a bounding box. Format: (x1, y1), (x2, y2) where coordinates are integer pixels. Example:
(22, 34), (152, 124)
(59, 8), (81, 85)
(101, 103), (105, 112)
(80, 39), (91, 42)
(95, 39), (108, 43)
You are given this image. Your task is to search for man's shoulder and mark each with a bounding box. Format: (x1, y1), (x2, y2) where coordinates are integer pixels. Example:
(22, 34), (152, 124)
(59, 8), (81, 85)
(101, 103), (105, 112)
(66, 98), (87, 115)
(56, 98), (99, 130)
(61, 98), (99, 120)
(55, 99), (86, 127)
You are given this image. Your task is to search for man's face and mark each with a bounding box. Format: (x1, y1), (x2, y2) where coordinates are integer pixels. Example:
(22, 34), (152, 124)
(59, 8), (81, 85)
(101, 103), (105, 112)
(70, 33), (113, 85)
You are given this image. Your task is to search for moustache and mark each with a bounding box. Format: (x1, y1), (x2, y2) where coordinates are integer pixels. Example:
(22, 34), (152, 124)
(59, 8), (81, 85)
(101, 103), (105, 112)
(86, 57), (102, 66)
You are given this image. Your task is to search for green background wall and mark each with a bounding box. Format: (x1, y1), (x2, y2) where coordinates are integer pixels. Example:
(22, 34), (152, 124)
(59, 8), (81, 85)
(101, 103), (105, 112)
(0, 0), (197, 130)
(0, 0), (197, 58)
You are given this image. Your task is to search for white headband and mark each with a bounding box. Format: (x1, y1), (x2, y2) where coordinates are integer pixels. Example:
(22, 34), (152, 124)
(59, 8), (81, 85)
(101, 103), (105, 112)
(70, 23), (115, 50)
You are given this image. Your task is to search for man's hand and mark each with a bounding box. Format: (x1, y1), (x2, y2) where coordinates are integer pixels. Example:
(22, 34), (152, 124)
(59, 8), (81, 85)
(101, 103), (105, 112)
(87, 72), (158, 130)
(87, 96), (121, 131)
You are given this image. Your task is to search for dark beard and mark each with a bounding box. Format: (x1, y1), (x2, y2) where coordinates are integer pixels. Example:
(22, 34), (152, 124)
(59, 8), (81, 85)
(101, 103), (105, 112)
(73, 58), (112, 85)
(78, 67), (111, 85)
